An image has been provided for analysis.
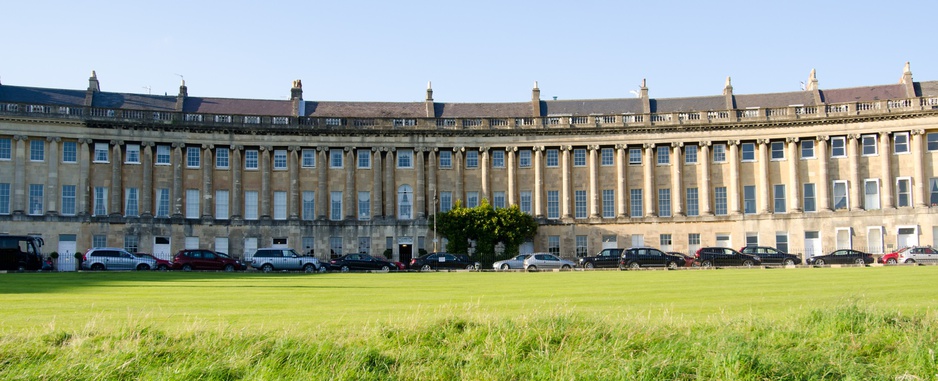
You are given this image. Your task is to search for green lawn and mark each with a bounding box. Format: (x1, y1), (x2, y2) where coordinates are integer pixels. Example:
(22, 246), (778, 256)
(1, 266), (937, 380)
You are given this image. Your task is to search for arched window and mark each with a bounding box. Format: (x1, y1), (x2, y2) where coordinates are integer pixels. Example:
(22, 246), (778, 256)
(398, 185), (413, 220)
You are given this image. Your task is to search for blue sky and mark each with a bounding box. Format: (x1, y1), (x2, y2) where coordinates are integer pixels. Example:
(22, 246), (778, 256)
(2, 0), (934, 103)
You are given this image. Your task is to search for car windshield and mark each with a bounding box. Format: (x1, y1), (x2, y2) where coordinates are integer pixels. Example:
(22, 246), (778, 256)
(217, 252), (231, 258)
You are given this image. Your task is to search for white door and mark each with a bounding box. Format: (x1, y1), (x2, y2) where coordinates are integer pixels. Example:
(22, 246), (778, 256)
(57, 234), (78, 272)
(214, 238), (229, 255)
(153, 237), (171, 261)
(185, 237), (199, 249)
(715, 234), (731, 248)
(602, 235), (618, 249)
(631, 234), (644, 247)
(804, 231), (821, 258)
(244, 238), (258, 262)
(897, 227), (918, 249)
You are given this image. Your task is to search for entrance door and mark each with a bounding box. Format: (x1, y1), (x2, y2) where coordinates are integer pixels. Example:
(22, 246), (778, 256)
(398, 237), (413, 264)
(153, 237), (171, 260)
(804, 231), (821, 259)
(58, 234), (77, 272)
(897, 227), (918, 249)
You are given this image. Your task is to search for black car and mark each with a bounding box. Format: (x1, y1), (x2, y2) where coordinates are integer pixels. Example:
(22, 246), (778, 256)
(578, 248), (624, 269)
(409, 252), (480, 271)
(619, 247), (686, 269)
(694, 247), (762, 267)
(739, 246), (801, 266)
(329, 254), (396, 272)
(806, 249), (874, 266)
(0, 235), (44, 272)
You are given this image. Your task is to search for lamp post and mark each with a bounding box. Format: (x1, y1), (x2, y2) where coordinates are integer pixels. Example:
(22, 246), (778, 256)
(432, 189), (438, 252)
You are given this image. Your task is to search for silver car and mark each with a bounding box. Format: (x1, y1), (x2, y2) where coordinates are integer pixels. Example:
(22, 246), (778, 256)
(523, 253), (575, 271)
(82, 248), (157, 271)
(250, 248), (323, 272)
(897, 246), (938, 264)
(493, 254), (531, 271)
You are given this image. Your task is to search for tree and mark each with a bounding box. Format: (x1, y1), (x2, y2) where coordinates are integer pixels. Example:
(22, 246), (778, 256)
(430, 199), (538, 266)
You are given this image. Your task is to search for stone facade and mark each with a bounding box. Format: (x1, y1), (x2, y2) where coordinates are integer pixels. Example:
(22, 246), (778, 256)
(0, 67), (937, 264)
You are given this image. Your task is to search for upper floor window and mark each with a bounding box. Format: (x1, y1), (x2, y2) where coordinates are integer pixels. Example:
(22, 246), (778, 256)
(125, 144), (140, 164)
(216, 148), (229, 169)
(573, 149), (586, 167)
(491, 150), (505, 168)
(519, 150), (531, 168)
(465, 150), (479, 168)
(397, 150), (413, 168)
(439, 151), (452, 169)
(861, 135), (877, 156)
(712, 144), (726, 163)
(831, 137), (846, 158)
(0, 138), (11, 160)
(301, 149), (315, 168)
(357, 149), (370, 168)
(601, 148), (613, 166)
(801, 140), (815, 159)
(684, 145), (698, 164)
(656, 146), (670, 165)
(62, 141), (76, 163)
(245, 149), (258, 169)
(94, 143), (109, 163)
(30, 140), (44, 161)
(186, 146), (200, 168)
(741, 143), (755, 162)
(894, 132), (910, 154)
(329, 149), (343, 168)
(273, 149), (287, 170)
(770, 141), (785, 160)
(545, 149), (558, 167)
(927, 132), (938, 151)
(156, 145), (171, 165)
(628, 148), (642, 165)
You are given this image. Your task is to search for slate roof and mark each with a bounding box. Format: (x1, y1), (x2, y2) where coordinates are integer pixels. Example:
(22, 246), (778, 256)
(0, 80), (931, 118)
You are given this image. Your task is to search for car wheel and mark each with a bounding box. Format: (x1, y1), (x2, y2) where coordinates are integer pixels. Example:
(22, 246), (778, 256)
(854, 258), (866, 265)
(340, 265), (350, 273)
(905, 259), (916, 264)
(700, 260), (713, 268)
(741, 260), (754, 267)
(815, 259), (825, 266)
(526, 265), (537, 272)
(224, 264), (236, 272)
(380, 265), (390, 272)
(667, 261), (678, 269)
(420, 264), (431, 272)
(500, 263), (510, 271)
(157, 264), (169, 271)
(584, 262), (595, 269)
(618, 263), (627, 271)
(182, 264), (193, 272)
(783, 258), (795, 266)
(303, 264), (316, 273)
(319, 265), (328, 273)
(262, 264), (274, 273)
(91, 263), (105, 271)
(886, 258), (897, 264)
(17, 264), (27, 272)
(561, 264), (571, 271)
(628, 262), (641, 270)
(465, 264), (475, 270)
(136, 264), (151, 271)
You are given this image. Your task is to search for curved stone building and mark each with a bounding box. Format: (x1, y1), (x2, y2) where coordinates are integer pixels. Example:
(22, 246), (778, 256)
(1, 64), (936, 266)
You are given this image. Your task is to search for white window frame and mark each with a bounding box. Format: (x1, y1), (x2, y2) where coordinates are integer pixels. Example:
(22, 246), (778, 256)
(439, 151), (453, 169)
(491, 150), (505, 168)
(801, 140), (815, 159)
(330, 191), (342, 221)
(465, 150), (479, 169)
(835, 227), (852, 250)
(867, 226), (884, 254)
(686, 187), (699, 216)
(156, 145), (171, 165)
(185, 189), (199, 219)
(770, 141), (785, 160)
(125, 144), (140, 164)
(215, 190), (229, 219)
(273, 191), (287, 220)
(62, 185), (76, 216)
(712, 144), (726, 163)
(245, 149), (258, 170)
(518, 149), (532, 168)
(398, 185), (413, 220)
(301, 149), (316, 168)
(493, 191), (506, 209)
(658, 188), (671, 217)
(740, 142), (755, 162)
(830, 136), (846, 158)
(573, 149), (587, 167)
(832, 180), (849, 210)
(601, 189), (614, 218)
(629, 189), (643, 217)
(358, 191), (370, 220)
(94, 143), (109, 163)
(861, 134), (877, 156)
(773, 184), (786, 213)
(155, 188), (170, 217)
(896, 177), (912, 207)
(864, 179), (880, 210)
(397, 149), (414, 169)
(273, 150), (287, 170)
(357, 149), (370, 169)
(466, 191), (479, 208)
(93, 186), (107, 216)
(628, 148), (642, 165)
(601, 148), (614, 166)
(186, 146), (200, 168)
(216, 148), (230, 169)
(62, 141), (77, 163)
(684, 145), (698, 164)
(545, 149), (558, 167)
(803, 183), (817, 212)
(519, 191), (531, 214)
(301, 191), (315, 221)
(244, 191), (258, 220)
(894, 132), (910, 154)
(329, 149), (343, 168)
(547, 190), (559, 219)
(574, 190), (587, 219)
(30, 140), (45, 162)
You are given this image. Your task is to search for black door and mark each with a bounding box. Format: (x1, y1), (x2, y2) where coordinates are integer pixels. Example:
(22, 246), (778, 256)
(399, 245), (412, 267)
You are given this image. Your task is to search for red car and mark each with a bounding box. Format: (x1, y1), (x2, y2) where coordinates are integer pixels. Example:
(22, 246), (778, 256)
(667, 252), (696, 267)
(135, 253), (171, 271)
(171, 249), (246, 271)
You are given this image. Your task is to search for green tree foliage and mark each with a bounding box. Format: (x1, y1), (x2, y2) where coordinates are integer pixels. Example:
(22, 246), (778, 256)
(431, 199), (537, 265)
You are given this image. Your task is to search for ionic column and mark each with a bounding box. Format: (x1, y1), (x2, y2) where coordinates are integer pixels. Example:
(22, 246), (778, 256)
(46, 137), (60, 215)
(847, 134), (861, 210)
(345, 147), (355, 219)
(11, 136), (27, 214)
(643, 143), (656, 217)
(203, 144), (215, 219)
(615, 144), (627, 218)
(110, 140), (123, 216)
(911, 129), (927, 207)
(385, 148), (396, 218)
(316, 148), (327, 220)
(454, 147), (464, 207)
(287, 146), (299, 219)
(757, 139), (770, 214)
(231, 146), (243, 219)
(372, 148), (383, 218)
(786, 137), (801, 212)
(817, 136), (831, 212)
(533, 146), (544, 218)
(560, 146), (572, 219)
(259, 146), (271, 219)
(588, 145), (600, 218)
(416, 147), (426, 218)
(699, 141), (712, 216)
(78, 138), (91, 216)
(141, 142), (154, 217)
(671, 142), (684, 216)
(506, 147), (516, 206)
(427, 149), (437, 214)
(480, 147), (489, 202)
(172, 143), (184, 218)
(879, 132), (894, 209)
(728, 140), (741, 215)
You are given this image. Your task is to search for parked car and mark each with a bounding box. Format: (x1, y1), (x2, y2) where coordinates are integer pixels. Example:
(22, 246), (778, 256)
(328, 254), (397, 272)
(410, 252), (480, 271)
(879, 246), (938, 264)
(493, 254), (532, 270)
(523, 253), (575, 271)
(0, 235), (44, 272)
(373, 254), (406, 271)
(172, 249), (246, 271)
(694, 247), (762, 267)
(82, 248), (157, 271)
(619, 247), (686, 269)
(577, 248), (624, 269)
(739, 246), (801, 266)
(135, 253), (171, 271)
(250, 248), (324, 272)
(806, 249), (874, 265)
(667, 252), (696, 267)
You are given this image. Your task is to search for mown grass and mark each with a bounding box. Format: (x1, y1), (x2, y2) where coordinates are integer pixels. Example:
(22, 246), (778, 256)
(1, 266), (937, 379)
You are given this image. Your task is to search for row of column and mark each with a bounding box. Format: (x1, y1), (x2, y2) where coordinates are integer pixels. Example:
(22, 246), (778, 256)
(7, 131), (931, 219)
